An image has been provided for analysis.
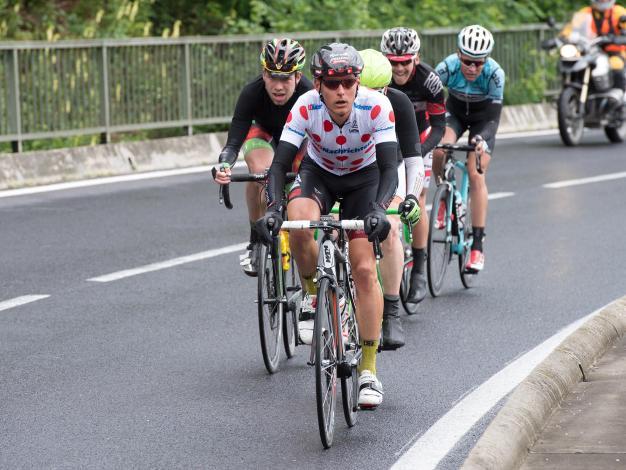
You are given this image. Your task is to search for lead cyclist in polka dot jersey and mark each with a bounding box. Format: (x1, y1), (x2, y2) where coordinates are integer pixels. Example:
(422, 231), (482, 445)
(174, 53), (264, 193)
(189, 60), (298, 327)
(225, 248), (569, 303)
(257, 43), (399, 409)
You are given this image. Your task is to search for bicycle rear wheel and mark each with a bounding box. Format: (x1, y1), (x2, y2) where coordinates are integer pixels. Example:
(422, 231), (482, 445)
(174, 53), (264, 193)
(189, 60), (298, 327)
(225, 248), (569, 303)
(315, 277), (338, 448)
(283, 253), (301, 358)
(257, 243), (282, 374)
(400, 250), (419, 315)
(427, 184), (452, 297)
(340, 289), (359, 427)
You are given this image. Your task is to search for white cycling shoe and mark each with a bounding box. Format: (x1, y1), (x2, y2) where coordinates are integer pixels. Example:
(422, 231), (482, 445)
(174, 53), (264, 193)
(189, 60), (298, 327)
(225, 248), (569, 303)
(298, 294), (316, 345)
(358, 370), (384, 409)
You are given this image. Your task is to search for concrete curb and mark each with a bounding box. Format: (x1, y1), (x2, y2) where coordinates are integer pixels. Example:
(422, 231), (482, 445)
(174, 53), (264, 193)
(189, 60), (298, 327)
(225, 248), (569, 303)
(0, 103), (556, 191)
(462, 297), (626, 470)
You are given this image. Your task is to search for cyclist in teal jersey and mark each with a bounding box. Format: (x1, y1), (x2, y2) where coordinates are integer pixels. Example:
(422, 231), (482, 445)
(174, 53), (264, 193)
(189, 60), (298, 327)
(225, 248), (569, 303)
(434, 25), (505, 272)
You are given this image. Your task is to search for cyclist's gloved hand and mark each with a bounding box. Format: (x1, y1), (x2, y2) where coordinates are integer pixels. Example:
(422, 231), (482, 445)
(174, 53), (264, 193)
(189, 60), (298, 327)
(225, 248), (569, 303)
(399, 195), (421, 226)
(471, 135), (489, 155)
(364, 204), (391, 242)
(213, 161), (231, 185)
(256, 207), (283, 244)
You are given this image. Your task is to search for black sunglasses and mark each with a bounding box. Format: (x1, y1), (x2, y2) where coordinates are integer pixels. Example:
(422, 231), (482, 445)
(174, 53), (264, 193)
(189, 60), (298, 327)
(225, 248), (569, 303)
(390, 59), (413, 67)
(322, 77), (358, 90)
(461, 58), (486, 67)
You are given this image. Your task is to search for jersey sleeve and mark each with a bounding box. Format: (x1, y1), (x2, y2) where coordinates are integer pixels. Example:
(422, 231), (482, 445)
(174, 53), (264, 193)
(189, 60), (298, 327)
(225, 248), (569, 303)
(372, 94), (397, 145)
(222, 84), (257, 152)
(487, 66), (505, 103)
(279, 93), (310, 148)
(435, 60), (450, 86)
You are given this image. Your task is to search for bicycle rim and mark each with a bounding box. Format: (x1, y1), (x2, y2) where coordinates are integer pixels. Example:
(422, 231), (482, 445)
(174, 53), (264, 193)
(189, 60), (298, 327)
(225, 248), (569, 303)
(400, 256), (419, 315)
(315, 278), (337, 448)
(257, 244), (282, 374)
(282, 254), (300, 358)
(340, 288), (359, 427)
(427, 185), (452, 297)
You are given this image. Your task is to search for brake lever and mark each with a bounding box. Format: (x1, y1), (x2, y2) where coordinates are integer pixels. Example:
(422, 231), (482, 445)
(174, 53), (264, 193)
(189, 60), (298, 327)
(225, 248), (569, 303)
(211, 166), (233, 209)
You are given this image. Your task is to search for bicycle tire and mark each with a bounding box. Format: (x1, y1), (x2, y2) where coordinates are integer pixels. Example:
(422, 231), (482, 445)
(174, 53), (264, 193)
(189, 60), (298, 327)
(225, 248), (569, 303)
(340, 286), (359, 427)
(257, 243), (282, 374)
(427, 184), (452, 297)
(315, 277), (338, 448)
(283, 253), (301, 358)
(400, 254), (419, 315)
(458, 195), (478, 288)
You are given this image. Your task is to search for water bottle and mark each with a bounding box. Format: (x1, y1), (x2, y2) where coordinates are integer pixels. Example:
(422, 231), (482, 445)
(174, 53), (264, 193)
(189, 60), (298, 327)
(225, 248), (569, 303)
(279, 230), (290, 271)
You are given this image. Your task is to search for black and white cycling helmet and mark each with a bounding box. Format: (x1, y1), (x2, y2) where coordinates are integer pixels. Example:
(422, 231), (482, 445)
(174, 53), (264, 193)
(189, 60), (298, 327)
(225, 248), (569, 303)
(380, 27), (421, 60)
(260, 38), (306, 76)
(591, 0), (615, 11)
(310, 43), (363, 78)
(457, 25), (494, 59)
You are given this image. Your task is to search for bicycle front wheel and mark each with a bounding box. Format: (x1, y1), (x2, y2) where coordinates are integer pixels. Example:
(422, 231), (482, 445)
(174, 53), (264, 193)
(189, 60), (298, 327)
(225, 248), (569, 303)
(427, 184), (452, 297)
(315, 277), (338, 448)
(283, 253), (301, 358)
(458, 195), (478, 289)
(400, 251), (419, 315)
(340, 289), (359, 427)
(257, 243), (282, 374)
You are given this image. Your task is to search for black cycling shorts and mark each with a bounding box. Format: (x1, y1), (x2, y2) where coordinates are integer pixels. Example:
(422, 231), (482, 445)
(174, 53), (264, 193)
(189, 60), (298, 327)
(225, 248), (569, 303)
(446, 111), (497, 154)
(288, 155), (380, 240)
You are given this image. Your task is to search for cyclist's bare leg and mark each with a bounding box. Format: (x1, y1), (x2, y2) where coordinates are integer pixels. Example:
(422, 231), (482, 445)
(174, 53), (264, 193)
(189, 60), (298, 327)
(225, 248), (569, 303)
(413, 191), (428, 249)
(379, 196), (403, 296)
(286, 197), (321, 282)
(432, 126), (458, 182)
(349, 238), (383, 342)
(466, 151), (491, 228)
(244, 148), (272, 222)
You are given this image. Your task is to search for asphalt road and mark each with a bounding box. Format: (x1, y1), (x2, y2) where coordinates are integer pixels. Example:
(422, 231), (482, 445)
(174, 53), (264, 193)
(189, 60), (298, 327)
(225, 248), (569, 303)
(1, 131), (625, 469)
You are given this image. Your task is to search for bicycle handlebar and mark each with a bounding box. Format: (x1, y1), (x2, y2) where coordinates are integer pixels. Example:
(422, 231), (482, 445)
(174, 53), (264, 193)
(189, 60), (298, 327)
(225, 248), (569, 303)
(211, 167), (296, 210)
(435, 143), (484, 175)
(281, 219), (364, 231)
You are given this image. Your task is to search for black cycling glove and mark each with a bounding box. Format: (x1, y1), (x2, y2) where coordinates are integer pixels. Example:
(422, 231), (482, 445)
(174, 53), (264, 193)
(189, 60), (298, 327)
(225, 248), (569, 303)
(363, 204), (391, 242)
(256, 207), (283, 245)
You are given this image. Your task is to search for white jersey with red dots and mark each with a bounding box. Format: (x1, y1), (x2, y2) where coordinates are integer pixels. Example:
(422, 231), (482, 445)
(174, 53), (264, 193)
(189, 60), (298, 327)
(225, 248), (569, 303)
(280, 87), (397, 175)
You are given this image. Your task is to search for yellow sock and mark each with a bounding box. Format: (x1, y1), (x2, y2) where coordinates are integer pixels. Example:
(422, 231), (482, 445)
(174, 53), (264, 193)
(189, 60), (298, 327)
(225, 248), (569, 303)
(303, 275), (316, 295)
(358, 339), (379, 375)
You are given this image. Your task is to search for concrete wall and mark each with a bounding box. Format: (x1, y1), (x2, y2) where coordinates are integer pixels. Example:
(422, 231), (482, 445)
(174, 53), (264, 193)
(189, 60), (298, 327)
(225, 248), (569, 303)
(0, 103), (556, 191)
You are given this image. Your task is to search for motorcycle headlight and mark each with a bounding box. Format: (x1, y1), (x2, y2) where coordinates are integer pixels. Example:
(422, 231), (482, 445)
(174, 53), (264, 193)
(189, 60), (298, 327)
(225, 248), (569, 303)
(560, 44), (580, 60)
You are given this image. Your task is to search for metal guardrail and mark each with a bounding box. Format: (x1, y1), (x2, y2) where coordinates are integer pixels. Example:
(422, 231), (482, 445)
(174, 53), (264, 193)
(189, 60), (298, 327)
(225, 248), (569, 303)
(0, 24), (558, 152)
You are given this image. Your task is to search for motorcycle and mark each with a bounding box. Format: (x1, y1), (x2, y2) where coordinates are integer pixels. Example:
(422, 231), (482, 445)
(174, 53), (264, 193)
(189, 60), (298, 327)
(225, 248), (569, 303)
(542, 32), (626, 146)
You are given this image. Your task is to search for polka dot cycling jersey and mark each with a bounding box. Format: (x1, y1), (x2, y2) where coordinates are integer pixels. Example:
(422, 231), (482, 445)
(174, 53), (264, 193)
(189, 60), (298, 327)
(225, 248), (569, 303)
(280, 87), (397, 175)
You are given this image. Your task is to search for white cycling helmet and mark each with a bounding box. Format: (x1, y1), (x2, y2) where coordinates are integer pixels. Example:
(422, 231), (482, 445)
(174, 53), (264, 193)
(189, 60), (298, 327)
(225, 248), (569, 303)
(591, 0), (615, 11)
(381, 27), (420, 60)
(457, 25), (494, 59)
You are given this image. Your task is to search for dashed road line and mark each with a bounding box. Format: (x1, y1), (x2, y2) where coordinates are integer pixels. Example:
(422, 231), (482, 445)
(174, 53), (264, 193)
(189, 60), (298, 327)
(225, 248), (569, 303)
(87, 242), (248, 283)
(544, 171), (626, 189)
(0, 295), (50, 312)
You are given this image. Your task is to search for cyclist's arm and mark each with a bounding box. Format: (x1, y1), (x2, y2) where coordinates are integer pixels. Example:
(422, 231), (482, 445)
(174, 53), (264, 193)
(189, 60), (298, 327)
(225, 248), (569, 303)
(421, 105), (446, 156)
(474, 101), (502, 151)
(388, 89), (424, 198)
(218, 84), (258, 166)
(374, 142), (400, 207)
(266, 141), (298, 209)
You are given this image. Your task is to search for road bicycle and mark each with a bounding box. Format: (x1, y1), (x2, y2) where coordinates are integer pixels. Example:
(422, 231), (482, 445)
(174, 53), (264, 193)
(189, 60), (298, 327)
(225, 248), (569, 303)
(212, 168), (300, 374)
(330, 204), (418, 315)
(427, 144), (481, 297)
(279, 215), (373, 448)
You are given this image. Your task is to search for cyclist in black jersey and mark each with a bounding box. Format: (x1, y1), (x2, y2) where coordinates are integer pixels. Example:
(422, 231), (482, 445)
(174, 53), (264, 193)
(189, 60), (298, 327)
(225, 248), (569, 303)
(434, 25), (505, 272)
(359, 49), (424, 351)
(213, 38), (312, 276)
(381, 27), (447, 304)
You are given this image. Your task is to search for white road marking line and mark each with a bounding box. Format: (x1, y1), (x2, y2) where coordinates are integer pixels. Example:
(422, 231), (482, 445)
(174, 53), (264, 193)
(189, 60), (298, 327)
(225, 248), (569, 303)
(544, 171), (626, 189)
(0, 166), (212, 198)
(424, 192), (514, 211)
(0, 295), (50, 312)
(497, 129), (557, 139)
(391, 305), (605, 470)
(87, 242), (248, 283)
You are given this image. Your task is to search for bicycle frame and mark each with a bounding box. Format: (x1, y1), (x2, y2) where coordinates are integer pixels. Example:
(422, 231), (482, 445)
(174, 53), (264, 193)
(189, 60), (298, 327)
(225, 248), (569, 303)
(443, 155), (472, 256)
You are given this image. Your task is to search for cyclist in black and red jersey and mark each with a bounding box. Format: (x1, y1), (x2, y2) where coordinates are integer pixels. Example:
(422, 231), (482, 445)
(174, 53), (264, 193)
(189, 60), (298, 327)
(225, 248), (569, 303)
(381, 27), (447, 304)
(213, 38), (312, 276)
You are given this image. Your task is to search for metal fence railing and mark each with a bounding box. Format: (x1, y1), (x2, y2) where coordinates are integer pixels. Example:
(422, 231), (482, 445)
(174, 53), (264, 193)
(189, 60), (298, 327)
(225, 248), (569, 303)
(0, 24), (558, 152)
